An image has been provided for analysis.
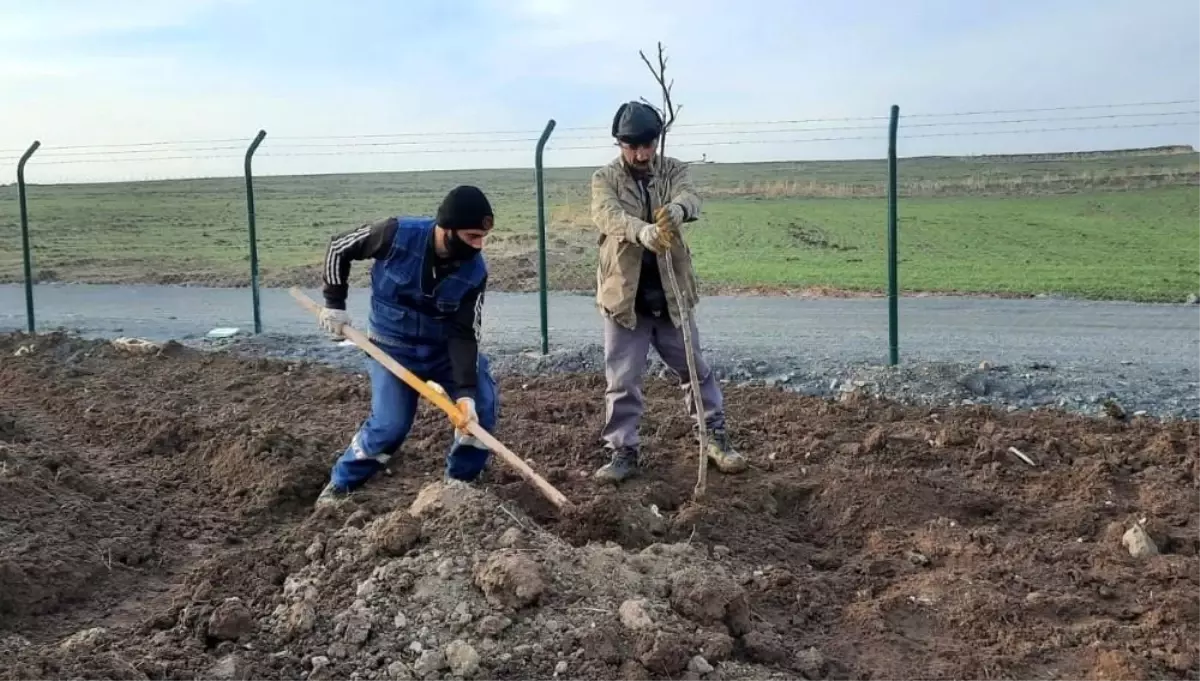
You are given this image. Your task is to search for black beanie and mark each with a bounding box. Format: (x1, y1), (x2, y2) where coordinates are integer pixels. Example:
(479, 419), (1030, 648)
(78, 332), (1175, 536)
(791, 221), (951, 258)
(436, 185), (494, 230)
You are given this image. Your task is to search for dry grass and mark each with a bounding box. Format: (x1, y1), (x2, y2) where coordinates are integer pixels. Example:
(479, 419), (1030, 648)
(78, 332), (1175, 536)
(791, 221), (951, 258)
(701, 165), (1200, 199)
(548, 198), (594, 232)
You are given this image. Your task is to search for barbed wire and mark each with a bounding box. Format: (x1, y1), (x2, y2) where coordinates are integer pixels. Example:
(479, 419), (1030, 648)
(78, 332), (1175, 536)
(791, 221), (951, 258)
(22, 109), (1197, 160)
(4, 120), (1195, 166)
(240, 98), (1200, 137)
(2, 99), (1195, 156)
(888, 99), (1199, 119)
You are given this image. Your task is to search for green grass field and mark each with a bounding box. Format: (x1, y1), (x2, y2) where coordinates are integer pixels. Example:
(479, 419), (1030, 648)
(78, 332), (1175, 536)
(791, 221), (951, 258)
(1, 146), (1197, 302)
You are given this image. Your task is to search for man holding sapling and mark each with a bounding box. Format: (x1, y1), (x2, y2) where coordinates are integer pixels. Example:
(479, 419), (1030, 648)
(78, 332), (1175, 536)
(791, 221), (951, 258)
(588, 100), (748, 483)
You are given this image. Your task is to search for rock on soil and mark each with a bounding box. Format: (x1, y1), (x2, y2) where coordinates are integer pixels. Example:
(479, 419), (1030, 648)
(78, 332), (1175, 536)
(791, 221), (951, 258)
(0, 331), (1197, 680)
(1122, 523), (1160, 559)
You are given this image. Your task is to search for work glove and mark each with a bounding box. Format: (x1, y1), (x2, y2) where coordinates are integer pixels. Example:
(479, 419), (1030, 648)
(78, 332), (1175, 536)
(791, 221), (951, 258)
(428, 380), (486, 445)
(637, 222), (672, 255)
(455, 397), (478, 434)
(656, 203), (686, 229)
(655, 204), (685, 246)
(453, 397), (487, 449)
(318, 308), (351, 339)
(427, 381), (472, 431)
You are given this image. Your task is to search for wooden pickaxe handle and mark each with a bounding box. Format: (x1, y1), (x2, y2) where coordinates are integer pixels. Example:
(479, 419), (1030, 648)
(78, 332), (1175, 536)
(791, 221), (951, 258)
(289, 287), (572, 511)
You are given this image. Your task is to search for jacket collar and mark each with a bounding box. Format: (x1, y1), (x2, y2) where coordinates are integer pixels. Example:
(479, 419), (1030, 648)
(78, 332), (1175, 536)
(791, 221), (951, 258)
(612, 154), (662, 183)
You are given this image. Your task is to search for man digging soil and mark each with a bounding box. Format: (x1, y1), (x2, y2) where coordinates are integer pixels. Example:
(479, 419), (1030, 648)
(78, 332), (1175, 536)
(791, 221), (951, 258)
(589, 100), (748, 482)
(313, 186), (499, 505)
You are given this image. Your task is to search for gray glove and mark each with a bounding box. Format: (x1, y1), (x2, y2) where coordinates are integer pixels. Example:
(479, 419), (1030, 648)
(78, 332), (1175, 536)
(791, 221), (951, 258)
(318, 308), (351, 338)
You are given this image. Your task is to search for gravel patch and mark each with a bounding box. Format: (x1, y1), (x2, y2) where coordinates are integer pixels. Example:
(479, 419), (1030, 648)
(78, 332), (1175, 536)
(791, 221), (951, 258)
(189, 332), (1198, 420)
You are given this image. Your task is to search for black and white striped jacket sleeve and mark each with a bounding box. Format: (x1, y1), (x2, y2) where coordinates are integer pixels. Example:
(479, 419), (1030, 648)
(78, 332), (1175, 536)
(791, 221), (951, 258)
(447, 276), (486, 400)
(322, 217), (398, 310)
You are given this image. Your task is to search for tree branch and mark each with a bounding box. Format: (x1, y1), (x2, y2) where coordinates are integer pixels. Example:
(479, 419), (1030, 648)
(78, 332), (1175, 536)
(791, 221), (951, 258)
(638, 41), (682, 161)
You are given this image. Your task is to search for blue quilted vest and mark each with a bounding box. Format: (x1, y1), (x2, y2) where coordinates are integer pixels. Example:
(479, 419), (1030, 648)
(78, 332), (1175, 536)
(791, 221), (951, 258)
(367, 217), (487, 358)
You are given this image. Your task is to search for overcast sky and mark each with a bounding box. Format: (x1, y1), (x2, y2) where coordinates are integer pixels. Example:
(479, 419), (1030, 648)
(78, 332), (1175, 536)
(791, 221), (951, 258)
(1, 0), (1197, 183)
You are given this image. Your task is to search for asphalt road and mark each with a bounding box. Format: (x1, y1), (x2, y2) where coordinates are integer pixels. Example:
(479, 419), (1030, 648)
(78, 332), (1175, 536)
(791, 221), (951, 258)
(3, 283), (1197, 370)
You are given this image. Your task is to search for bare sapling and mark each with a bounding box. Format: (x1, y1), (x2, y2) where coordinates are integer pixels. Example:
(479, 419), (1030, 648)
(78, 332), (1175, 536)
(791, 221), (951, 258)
(637, 42), (708, 500)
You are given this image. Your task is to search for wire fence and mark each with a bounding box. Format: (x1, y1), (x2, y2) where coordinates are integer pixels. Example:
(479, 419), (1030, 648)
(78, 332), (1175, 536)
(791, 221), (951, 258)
(3, 99), (1198, 363)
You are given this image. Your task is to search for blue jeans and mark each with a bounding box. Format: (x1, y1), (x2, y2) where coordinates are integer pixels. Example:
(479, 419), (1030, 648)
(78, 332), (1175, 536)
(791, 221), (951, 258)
(329, 346), (498, 491)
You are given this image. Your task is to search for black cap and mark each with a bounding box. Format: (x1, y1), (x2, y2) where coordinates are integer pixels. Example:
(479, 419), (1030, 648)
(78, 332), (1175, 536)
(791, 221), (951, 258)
(611, 101), (663, 145)
(436, 185), (494, 231)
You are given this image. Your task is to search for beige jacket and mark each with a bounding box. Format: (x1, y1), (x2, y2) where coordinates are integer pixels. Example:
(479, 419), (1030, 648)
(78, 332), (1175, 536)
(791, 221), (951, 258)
(590, 154), (703, 330)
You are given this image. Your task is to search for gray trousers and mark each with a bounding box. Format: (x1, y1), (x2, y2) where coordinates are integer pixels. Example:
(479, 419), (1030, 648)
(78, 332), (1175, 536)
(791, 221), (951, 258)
(600, 311), (725, 449)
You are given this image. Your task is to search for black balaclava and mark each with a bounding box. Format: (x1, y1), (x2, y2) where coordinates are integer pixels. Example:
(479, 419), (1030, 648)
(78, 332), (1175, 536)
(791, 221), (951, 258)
(435, 185), (493, 260)
(445, 230), (479, 261)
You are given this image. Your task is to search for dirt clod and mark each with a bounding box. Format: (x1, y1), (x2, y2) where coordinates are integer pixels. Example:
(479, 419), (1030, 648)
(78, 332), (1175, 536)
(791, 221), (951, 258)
(445, 639), (481, 677)
(619, 659), (652, 680)
(697, 630), (735, 662)
(208, 598), (255, 641)
(476, 614), (510, 637)
(473, 550), (546, 610)
(413, 649), (447, 677)
(497, 527), (526, 548)
(636, 630), (692, 676)
(794, 646), (825, 678)
(742, 629), (788, 665)
(668, 568), (751, 635)
(688, 655), (714, 674)
(579, 626), (623, 664)
(619, 599), (654, 631)
(58, 627), (109, 653)
(209, 654), (248, 681)
(365, 511), (423, 557)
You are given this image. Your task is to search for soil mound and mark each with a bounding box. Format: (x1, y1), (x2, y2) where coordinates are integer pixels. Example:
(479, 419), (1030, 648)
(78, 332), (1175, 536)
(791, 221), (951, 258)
(1, 332), (1196, 679)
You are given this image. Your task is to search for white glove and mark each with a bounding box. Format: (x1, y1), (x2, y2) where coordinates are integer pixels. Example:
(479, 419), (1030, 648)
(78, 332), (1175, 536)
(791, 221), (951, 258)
(454, 397), (486, 449)
(455, 397), (478, 432)
(318, 308), (351, 338)
(637, 223), (670, 255)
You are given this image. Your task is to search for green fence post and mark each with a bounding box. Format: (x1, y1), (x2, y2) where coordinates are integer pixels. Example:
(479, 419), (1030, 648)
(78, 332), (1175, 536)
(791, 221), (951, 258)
(535, 119), (557, 355)
(886, 105), (900, 366)
(17, 140), (41, 334)
(244, 129), (267, 334)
